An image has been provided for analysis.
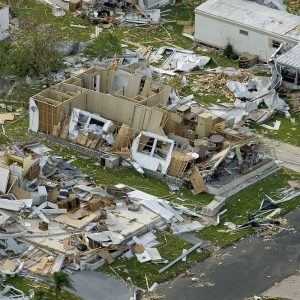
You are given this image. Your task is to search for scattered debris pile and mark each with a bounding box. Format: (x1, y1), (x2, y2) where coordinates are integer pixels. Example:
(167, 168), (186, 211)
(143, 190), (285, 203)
(0, 142), (212, 279)
(225, 183), (300, 233)
(29, 66), (280, 206)
(192, 67), (251, 100)
(45, 0), (173, 27)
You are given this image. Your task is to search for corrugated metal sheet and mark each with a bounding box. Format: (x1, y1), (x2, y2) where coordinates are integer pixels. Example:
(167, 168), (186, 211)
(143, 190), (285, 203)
(276, 44), (300, 69)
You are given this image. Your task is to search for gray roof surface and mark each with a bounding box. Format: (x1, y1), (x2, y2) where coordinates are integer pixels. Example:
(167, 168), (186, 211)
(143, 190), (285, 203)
(276, 44), (300, 68)
(195, 0), (300, 41)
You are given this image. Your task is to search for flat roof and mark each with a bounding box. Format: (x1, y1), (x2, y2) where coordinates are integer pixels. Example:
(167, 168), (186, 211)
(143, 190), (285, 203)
(276, 44), (300, 69)
(195, 0), (300, 41)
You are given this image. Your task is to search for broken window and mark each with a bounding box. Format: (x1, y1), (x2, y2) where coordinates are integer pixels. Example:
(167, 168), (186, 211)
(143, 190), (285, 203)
(239, 29), (248, 36)
(153, 140), (171, 159)
(137, 134), (172, 159)
(272, 40), (281, 48)
(137, 135), (154, 155)
(88, 118), (105, 128)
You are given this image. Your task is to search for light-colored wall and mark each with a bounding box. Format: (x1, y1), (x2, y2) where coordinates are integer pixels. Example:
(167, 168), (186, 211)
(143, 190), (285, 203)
(194, 13), (297, 61)
(0, 6), (9, 41)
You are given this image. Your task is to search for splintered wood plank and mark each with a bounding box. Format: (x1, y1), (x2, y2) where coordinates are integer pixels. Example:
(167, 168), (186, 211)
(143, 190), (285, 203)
(188, 166), (207, 195)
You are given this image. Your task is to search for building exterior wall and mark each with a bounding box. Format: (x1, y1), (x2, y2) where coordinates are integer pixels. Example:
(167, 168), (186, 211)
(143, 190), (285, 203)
(0, 6), (9, 41)
(194, 13), (297, 61)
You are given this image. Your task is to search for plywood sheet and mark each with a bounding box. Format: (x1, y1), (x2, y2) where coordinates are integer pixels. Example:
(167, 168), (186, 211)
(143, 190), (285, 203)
(54, 210), (101, 229)
(0, 113), (14, 121)
(112, 124), (131, 151)
(188, 166), (206, 195)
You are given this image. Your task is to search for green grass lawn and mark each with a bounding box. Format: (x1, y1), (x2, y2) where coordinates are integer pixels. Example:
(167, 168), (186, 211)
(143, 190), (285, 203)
(252, 114), (300, 147)
(5, 276), (82, 300)
(101, 234), (210, 289)
(3, 0), (93, 41)
(197, 168), (300, 246)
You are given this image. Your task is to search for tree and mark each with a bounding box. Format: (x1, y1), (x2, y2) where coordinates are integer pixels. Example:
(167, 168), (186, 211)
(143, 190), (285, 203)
(2, 22), (64, 78)
(11, 28), (63, 77)
(85, 31), (122, 59)
(53, 271), (75, 295)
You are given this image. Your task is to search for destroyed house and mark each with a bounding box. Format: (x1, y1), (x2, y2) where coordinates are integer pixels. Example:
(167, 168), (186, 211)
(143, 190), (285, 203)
(194, 0), (300, 61)
(29, 67), (171, 136)
(0, 3), (9, 41)
(29, 67), (276, 191)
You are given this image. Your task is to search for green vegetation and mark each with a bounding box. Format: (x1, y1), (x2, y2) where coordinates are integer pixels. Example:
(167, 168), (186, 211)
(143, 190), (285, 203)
(0, 104), (30, 145)
(0, 25), (63, 78)
(0, 41), (11, 75)
(197, 49), (238, 68)
(5, 276), (82, 300)
(53, 272), (75, 296)
(101, 234), (210, 289)
(252, 114), (300, 147)
(84, 31), (123, 59)
(198, 168), (300, 246)
(223, 43), (239, 60)
(3, 0), (93, 41)
(284, 0), (300, 14)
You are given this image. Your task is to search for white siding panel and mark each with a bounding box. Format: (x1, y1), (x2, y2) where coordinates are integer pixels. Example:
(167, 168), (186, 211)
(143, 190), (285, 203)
(194, 13), (293, 61)
(0, 7), (9, 41)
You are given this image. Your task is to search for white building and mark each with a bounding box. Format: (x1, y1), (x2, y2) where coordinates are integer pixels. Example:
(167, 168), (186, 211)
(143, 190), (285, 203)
(194, 0), (300, 61)
(0, 3), (9, 41)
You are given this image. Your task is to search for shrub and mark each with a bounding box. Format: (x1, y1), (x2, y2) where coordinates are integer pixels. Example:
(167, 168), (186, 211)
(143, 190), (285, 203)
(224, 43), (238, 60)
(85, 31), (123, 59)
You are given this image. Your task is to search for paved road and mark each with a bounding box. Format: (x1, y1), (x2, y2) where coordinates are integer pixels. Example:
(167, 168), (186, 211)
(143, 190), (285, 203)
(70, 270), (134, 300)
(159, 207), (300, 300)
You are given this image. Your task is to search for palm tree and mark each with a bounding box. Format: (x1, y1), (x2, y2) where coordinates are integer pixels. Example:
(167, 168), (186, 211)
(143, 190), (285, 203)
(52, 271), (75, 295)
(33, 288), (47, 300)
